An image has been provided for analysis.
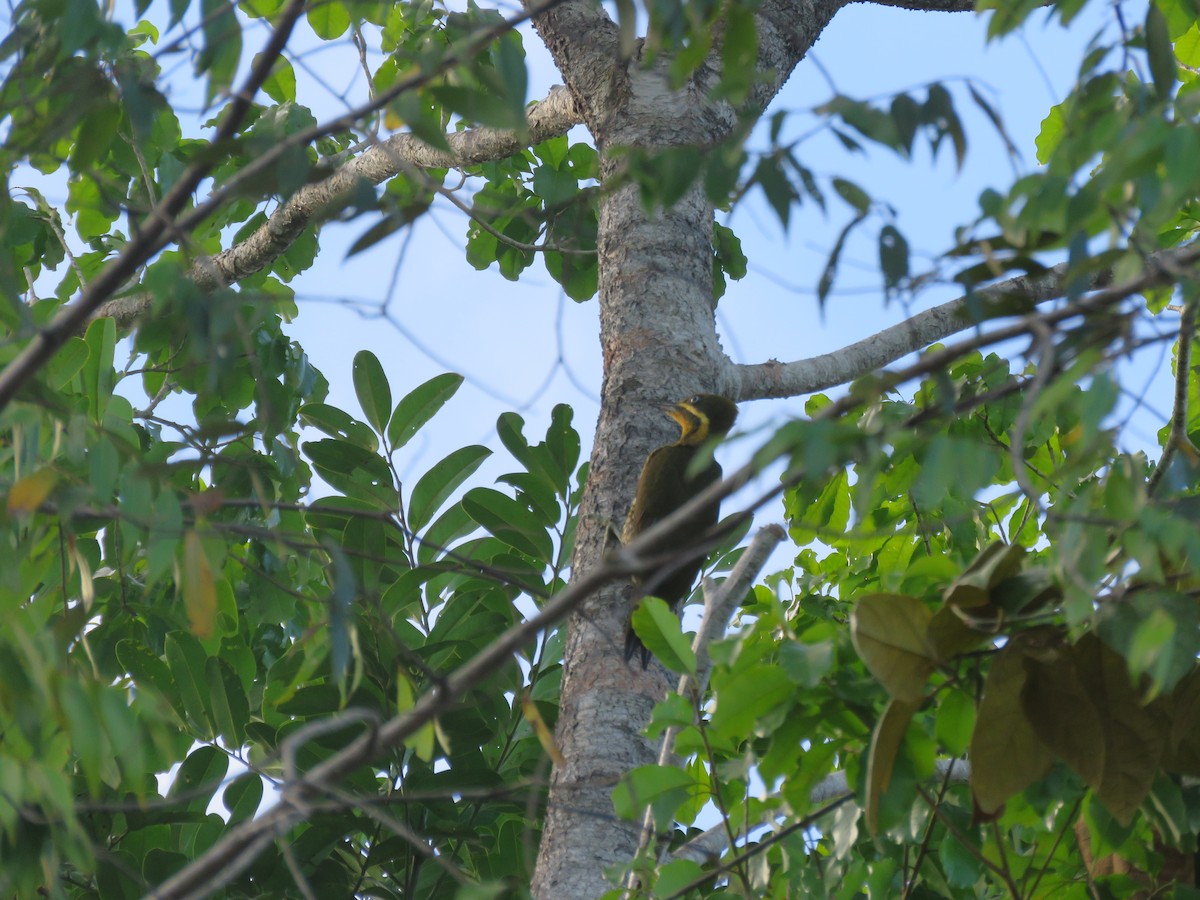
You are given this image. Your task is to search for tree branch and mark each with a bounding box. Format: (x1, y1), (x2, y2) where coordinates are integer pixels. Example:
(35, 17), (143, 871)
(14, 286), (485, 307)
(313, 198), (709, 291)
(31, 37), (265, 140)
(1149, 295), (1198, 494)
(731, 245), (1200, 401)
(0, 0), (309, 414)
(852, 0), (975, 10)
(95, 86), (583, 327)
(522, 0), (621, 131)
(627, 525), (786, 886)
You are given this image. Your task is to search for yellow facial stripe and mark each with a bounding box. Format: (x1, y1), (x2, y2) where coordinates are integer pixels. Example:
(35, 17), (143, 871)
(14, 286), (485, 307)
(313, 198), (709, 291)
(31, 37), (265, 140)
(674, 402), (710, 443)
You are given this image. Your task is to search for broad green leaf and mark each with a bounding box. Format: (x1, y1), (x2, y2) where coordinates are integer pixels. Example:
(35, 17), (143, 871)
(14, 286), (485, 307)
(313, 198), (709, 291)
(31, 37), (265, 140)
(417, 502), (477, 566)
(170, 746), (228, 811)
(352, 350), (391, 434)
(612, 764), (695, 830)
(258, 52), (296, 103)
(47, 337), (89, 389)
(710, 663), (794, 738)
(779, 638), (833, 687)
(1035, 103), (1066, 164)
(304, 439), (397, 508)
(935, 688), (976, 756)
(58, 681), (106, 796)
(299, 403), (378, 451)
(307, 0), (350, 38)
(387, 373), (464, 450)
(462, 487), (553, 562)
(82, 316), (116, 423)
(629, 596), (695, 675)
(223, 774), (264, 826)
(408, 445), (491, 532)
(205, 656), (248, 747)
(165, 633), (214, 739)
(196, 0), (241, 102)
(832, 177), (871, 214)
(1146, 2), (1177, 100)
(878, 224), (909, 297)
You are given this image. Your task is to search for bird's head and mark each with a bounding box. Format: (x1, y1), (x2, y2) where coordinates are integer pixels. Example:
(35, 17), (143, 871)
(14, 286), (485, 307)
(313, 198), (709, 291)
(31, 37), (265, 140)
(667, 394), (738, 446)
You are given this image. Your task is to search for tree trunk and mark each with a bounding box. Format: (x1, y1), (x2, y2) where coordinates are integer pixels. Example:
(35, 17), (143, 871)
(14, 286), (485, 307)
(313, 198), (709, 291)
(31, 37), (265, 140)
(529, 1), (865, 893)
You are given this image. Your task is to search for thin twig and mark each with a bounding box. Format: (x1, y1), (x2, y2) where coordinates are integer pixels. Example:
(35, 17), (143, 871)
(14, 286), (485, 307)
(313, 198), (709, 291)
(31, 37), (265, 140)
(1149, 296), (1198, 494)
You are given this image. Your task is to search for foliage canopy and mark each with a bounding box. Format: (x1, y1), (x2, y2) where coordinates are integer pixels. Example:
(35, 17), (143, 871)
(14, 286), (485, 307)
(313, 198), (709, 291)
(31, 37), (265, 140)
(2, 0), (1200, 896)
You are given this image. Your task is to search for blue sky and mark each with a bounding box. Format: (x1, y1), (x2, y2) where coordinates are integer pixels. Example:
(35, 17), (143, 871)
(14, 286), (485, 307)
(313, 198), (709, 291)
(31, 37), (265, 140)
(276, 1), (1153, 527)
(5, 0), (1162, 543)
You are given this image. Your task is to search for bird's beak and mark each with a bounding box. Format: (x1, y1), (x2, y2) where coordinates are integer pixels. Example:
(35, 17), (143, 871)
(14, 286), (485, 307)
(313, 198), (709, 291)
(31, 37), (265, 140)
(666, 407), (689, 428)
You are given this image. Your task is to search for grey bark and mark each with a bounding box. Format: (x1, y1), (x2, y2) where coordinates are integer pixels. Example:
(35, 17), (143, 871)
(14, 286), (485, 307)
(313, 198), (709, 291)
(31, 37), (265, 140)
(527, 2), (848, 896)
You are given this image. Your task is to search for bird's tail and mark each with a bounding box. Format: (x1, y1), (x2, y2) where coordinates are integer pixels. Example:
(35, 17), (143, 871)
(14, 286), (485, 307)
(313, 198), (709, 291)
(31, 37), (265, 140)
(623, 626), (652, 669)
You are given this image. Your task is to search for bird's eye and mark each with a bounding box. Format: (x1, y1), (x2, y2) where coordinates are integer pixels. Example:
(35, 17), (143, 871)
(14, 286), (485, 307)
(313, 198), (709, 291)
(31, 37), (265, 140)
(689, 395), (702, 404)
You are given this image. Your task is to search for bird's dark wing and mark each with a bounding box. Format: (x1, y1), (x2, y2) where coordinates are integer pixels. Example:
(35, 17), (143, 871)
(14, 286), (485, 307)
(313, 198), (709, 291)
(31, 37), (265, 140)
(622, 444), (695, 545)
(623, 446), (723, 666)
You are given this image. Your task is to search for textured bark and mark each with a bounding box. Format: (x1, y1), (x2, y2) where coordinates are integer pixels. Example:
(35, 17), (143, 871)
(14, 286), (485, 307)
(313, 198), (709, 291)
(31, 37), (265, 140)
(93, 87), (583, 327)
(528, 2), (844, 896)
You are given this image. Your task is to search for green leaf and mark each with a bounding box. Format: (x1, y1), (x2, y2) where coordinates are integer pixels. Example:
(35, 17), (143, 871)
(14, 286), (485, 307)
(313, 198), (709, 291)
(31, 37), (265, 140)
(223, 774), (264, 826)
(462, 487), (554, 562)
(307, 0), (351, 38)
(408, 445), (491, 532)
(817, 213), (867, 308)
(387, 373), (464, 450)
(47, 337), (89, 389)
(165, 633), (214, 739)
(205, 656), (248, 747)
(878, 224), (909, 298)
(196, 0), (241, 103)
(1146, 2), (1177, 101)
(304, 439), (397, 508)
(352, 350), (391, 434)
(710, 663), (794, 738)
(935, 689), (976, 756)
(832, 177), (871, 214)
(183, 531), (218, 640)
(82, 316), (116, 423)
(170, 746), (229, 811)
(417, 502), (477, 566)
(258, 52), (296, 103)
(1035, 103), (1066, 164)
(629, 596), (695, 675)
(612, 764), (695, 830)
(532, 164), (577, 205)
(299, 403), (378, 451)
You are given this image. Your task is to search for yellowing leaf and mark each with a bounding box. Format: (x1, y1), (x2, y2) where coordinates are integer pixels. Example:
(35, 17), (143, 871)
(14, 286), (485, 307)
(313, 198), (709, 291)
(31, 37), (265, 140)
(1021, 645), (1105, 790)
(970, 642), (1054, 814)
(1074, 635), (1165, 825)
(865, 697), (918, 835)
(850, 593), (935, 702)
(68, 535), (95, 610)
(944, 541), (1025, 609)
(396, 673), (435, 762)
(522, 694), (565, 767)
(183, 531), (217, 640)
(7, 468), (59, 515)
